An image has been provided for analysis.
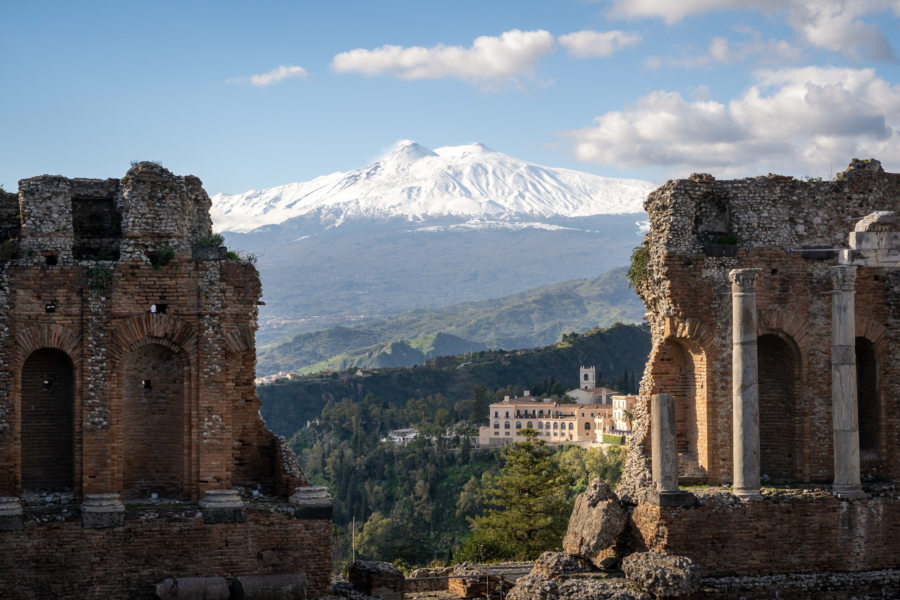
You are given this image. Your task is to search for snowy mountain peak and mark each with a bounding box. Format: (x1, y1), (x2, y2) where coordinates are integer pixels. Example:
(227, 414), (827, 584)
(210, 142), (654, 233)
(385, 140), (438, 163)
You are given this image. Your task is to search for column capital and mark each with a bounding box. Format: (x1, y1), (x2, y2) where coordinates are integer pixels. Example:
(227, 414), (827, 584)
(729, 268), (761, 293)
(830, 265), (857, 291)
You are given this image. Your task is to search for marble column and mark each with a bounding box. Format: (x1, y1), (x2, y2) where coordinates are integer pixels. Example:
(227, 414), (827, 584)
(830, 265), (865, 498)
(651, 393), (678, 494)
(730, 269), (763, 501)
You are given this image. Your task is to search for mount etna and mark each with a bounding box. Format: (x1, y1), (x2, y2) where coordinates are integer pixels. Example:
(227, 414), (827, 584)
(211, 141), (653, 363)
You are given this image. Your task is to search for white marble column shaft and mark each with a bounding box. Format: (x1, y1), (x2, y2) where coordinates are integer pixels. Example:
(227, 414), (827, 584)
(730, 269), (763, 500)
(830, 265), (864, 498)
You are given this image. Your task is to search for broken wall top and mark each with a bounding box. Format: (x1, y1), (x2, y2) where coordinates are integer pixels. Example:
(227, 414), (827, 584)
(11, 161), (213, 263)
(645, 159), (900, 255)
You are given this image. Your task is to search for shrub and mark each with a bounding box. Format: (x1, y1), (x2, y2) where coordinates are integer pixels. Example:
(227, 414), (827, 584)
(87, 265), (113, 291)
(626, 245), (649, 290)
(602, 434), (626, 446)
(195, 233), (225, 248)
(150, 246), (175, 268)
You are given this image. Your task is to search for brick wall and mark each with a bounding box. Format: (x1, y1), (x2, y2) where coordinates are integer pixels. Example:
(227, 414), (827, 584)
(631, 489), (900, 577)
(0, 505), (331, 599)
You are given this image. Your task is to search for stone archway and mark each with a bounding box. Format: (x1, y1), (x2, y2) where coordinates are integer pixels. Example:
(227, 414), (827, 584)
(21, 348), (75, 492)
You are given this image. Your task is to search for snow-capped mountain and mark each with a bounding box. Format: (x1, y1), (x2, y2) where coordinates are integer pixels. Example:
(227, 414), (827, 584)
(211, 141), (653, 233)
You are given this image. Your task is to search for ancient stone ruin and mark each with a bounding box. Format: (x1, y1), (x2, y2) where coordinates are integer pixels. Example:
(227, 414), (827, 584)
(502, 158), (900, 600)
(0, 162), (332, 599)
(622, 159), (900, 578)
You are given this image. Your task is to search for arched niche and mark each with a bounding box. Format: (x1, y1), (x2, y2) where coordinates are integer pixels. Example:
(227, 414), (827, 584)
(21, 348), (75, 492)
(758, 333), (801, 481)
(856, 337), (880, 463)
(122, 343), (186, 499)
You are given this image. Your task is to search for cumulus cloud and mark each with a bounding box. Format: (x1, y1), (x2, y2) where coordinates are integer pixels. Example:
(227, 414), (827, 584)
(558, 30), (643, 58)
(330, 29), (555, 84)
(567, 66), (900, 176)
(230, 65), (309, 87)
(608, 0), (897, 61)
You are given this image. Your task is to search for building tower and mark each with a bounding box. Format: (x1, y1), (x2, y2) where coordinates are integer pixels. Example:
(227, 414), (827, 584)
(580, 365), (596, 390)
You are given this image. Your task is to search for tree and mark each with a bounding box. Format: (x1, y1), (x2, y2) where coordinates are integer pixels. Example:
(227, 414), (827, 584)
(466, 429), (572, 559)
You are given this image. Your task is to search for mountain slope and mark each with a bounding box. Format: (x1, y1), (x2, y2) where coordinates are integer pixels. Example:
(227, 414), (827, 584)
(256, 266), (644, 376)
(258, 323), (651, 438)
(211, 141), (654, 233)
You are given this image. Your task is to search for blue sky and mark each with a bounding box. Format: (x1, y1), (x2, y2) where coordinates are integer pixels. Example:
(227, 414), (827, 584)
(2, 0), (900, 194)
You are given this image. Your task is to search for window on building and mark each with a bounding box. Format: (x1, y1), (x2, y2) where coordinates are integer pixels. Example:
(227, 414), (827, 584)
(553, 422), (558, 430)
(493, 421), (499, 429)
(585, 422), (591, 430)
(515, 421), (522, 429)
(504, 421), (510, 429)
(581, 412), (585, 417)
(527, 421), (533, 429)
(539, 410), (544, 417)
(494, 432), (499, 436)
(505, 431), (510, 436)
(494, 411), (498, 418)
(505, 411), (509, 418)
(568, 422), (574, 430)
(538, 421), (543, 429)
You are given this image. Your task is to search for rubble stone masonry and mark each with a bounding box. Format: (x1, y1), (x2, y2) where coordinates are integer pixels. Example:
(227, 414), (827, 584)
(618, 158), (900, 577)
(0, 163), (328, 598)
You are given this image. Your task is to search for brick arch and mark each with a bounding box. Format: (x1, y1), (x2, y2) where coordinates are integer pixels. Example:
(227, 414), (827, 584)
(663, 316), (715, 349)
(757, 308), (811, 349)
(110, 313), (196, 360)
(223, 325), (254, 357)
(13, 323), (81, 365)
(855, 315), (887, 348)
(650, 332), (710, 482)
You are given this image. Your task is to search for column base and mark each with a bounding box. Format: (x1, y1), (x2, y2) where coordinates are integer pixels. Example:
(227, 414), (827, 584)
(0, 497), (24, 532)
(733, 487), (764, 501)
(648, 490), (696, 507)
(289, 486), (333, 520)
(200, 489), (246, 524)
(832, 485), (868, 500)
(81, 493), (125, 529)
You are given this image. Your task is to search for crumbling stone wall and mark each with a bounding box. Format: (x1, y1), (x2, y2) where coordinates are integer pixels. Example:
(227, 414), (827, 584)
(0, 163), (327, 597)
(621, 159), (900, 498)
(0, 162), (299, 499)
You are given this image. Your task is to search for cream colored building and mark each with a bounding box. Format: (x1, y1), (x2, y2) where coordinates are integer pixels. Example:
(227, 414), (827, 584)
(478, 392), (609, 447)
(612, 395), (637, 433)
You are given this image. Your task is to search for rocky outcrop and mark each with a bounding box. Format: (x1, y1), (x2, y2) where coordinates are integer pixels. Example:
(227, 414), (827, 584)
(561, 478), (627, 567)
(530, 552), (595, 578)
(507, 573), (651, 600)
(621, 552), (700, 598)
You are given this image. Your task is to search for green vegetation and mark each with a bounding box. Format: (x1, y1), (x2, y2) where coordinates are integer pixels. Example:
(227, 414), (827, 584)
(150, 246), (175, 268)
(602, 433), (626, 446)
(715, 234), (740, 245)
(226, 250), (240, 260)
(259, 323), (649, 437)
(257, 266), (645, 373)
(87, 265), (113, 291)
(292, 392), (624, 569)
(195, 233), (225, 247)
(461, 430), (569, 560)
(626, 245), (649, 291)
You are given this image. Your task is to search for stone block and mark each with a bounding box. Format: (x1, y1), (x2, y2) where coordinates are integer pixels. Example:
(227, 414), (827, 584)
(81, 493), (125, 529)
(621, 552), (700, 598)
(561, 478), (626, 567)
(155, 576), (229, 599)
(290, 486), (333, 520)
(648, 491), (696, 507)
(349, 561), (404, 600)
(200, 489), (246, 524)
(230, 573), (307, 600)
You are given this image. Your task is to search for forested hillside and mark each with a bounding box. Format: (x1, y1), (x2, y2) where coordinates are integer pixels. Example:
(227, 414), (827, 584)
(257, 266), (644, 376)
(259, 323), (650, 438)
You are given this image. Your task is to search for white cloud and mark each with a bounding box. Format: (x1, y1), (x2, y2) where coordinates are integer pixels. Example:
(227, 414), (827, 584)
(646, 33), (802, 68)
(567, 66), (900, 176)
(607, 0), (897, 61)
(330, 29), (555, 85)
(558, 30), (643, 58)
(236, 65), (308, 87)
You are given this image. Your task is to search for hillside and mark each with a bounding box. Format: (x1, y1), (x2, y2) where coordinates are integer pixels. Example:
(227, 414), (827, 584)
(257, 266), (645, 376)
(258, 323), (650, 437)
